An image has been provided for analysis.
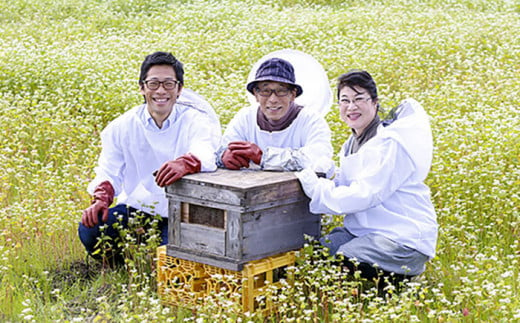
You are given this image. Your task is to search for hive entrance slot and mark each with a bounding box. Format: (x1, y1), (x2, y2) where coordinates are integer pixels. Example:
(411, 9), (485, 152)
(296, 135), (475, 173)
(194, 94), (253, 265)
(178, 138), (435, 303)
(181, 202), (226, 229)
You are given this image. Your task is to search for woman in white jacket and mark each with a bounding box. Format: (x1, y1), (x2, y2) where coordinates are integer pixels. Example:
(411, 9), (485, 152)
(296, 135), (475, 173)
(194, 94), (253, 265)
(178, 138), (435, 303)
(297, 70), (438, 287)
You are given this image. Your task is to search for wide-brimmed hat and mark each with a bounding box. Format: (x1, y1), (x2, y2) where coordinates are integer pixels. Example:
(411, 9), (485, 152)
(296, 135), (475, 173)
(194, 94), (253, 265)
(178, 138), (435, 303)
(246, 58), (303, 97)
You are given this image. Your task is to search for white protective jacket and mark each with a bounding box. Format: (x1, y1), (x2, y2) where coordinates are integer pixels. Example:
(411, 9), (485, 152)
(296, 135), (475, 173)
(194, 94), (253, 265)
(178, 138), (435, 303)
(88, 89), (221, 218)
(220, 105), (333, 173)
(297, 99), (438, 258)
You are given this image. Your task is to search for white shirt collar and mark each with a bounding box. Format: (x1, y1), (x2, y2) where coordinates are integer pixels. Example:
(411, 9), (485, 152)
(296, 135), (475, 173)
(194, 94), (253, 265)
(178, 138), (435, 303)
(141, 104), (176, 131)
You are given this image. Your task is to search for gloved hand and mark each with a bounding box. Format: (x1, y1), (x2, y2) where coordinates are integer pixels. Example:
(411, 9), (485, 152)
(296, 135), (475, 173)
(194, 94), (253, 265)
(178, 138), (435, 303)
(228, 141), (263, 165)
(311, 156), (337, 179)
(155, 153), (201, 187)
(82, 181), (114, 228)
(295, 168), (320, 198)
(222, 148), (250, 170)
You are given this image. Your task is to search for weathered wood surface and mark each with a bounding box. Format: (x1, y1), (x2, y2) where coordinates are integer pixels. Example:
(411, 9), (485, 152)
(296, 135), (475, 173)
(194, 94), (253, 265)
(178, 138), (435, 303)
(179, 223), (225, 255)
(167, 200), (181, 246)
(165, 169), (320, 270)
(167, 168), (299, 189)
(241, 201), (319, 257)
(165, 169), (305, 211)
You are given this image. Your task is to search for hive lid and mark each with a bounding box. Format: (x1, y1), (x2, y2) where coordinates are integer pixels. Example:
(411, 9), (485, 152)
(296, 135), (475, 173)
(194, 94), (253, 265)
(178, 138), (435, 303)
(176, 169), (298, 190)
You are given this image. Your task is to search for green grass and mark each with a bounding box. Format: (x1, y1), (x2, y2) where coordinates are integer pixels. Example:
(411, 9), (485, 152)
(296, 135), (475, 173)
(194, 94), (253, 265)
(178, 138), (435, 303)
(1, 0), (519, 321)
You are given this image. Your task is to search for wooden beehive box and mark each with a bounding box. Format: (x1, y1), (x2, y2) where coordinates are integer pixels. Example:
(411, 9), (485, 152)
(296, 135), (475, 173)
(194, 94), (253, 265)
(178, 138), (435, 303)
(165, 169), (320, 271)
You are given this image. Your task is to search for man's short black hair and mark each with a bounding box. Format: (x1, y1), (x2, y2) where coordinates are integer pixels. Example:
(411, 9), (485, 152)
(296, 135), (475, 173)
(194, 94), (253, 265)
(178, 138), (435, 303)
(139, 51), (184, 87)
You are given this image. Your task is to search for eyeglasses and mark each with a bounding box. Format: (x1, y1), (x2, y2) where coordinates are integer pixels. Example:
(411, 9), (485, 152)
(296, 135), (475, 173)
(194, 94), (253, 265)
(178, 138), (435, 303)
(255, 87), (291, 97)
(144, 79), (180, 90)
(338, 97), (371, 107)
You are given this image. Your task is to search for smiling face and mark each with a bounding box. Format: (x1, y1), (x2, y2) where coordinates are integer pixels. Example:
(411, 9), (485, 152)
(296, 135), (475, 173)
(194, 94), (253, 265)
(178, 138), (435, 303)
(254, 81), (297, 122)
(140, 65), (182, 126)
(339, 85), (378, 135)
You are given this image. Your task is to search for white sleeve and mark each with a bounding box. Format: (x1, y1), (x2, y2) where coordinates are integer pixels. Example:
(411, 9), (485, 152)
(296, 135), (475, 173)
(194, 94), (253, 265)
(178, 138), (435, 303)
(88, 122), (125, 195)
(176, 89), (221, 171)
(220, 108), (251, 144)
(308, 138), (415, 215)
(262, 114), (333, 172)
(187, 112), (220, 172)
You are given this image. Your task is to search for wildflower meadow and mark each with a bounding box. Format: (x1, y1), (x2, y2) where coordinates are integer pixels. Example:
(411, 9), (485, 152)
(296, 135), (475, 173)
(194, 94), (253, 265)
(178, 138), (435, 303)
(0, 0), (518, 321)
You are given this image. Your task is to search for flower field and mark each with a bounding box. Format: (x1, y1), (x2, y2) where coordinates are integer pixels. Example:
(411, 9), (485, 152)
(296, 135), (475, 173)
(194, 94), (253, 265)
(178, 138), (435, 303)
(0, 0), (518, 321)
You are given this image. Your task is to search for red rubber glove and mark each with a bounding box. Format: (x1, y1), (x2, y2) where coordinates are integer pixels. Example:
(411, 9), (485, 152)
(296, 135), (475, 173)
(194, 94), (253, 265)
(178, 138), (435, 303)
(82, 181), (114, 228)
(155, 153), (201, 187)
(222, 148), (250, 170)
(228, 141), (263, 165)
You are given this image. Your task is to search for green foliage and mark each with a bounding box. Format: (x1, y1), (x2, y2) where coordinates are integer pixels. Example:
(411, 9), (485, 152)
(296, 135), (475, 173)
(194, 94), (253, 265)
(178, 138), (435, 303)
(0, 0), (519, 321)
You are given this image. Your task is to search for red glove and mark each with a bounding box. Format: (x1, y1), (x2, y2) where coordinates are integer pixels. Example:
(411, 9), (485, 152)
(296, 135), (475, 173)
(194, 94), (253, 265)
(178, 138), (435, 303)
(228, 141), (263, 165)
(222, 148), (250, 170)
(155, 153), (201, 187)
(82, 181), (114, 228)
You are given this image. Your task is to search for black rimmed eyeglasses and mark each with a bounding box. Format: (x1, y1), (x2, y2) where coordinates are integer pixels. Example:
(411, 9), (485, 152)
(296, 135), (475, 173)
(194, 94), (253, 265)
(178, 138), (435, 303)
(254, 87), (291, 97)
(144, 79), (180, 90)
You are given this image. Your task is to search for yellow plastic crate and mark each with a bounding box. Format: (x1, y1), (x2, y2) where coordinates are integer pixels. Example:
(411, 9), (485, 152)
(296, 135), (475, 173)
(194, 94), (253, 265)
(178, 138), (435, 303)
(157, 246), (295, 313)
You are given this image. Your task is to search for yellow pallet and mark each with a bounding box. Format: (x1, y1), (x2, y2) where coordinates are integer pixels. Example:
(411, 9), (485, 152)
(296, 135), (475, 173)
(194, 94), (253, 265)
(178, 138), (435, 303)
(157, 246), (295, 313)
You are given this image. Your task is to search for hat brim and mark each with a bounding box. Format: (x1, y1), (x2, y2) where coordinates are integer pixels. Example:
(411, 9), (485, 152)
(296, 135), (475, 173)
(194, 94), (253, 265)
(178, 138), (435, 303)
(247, 76), (303, 97)
(246, 50), (332, 116)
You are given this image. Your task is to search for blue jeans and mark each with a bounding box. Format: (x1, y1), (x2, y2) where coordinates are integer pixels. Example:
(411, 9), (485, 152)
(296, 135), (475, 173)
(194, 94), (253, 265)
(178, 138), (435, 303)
(320, 227), (427, 276)
(78, 204), (168, 257)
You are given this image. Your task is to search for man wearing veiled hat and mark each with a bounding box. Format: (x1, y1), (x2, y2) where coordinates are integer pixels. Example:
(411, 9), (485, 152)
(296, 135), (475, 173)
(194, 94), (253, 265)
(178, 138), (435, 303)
(216, 57), (333, 173)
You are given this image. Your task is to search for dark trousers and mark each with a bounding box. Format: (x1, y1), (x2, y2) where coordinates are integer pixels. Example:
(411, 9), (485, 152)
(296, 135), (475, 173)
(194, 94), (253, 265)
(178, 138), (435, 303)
(78, 204), (168, 257)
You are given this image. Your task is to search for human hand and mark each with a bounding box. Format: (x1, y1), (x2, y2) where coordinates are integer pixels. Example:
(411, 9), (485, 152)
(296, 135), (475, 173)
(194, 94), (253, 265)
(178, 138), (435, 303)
(155, 153), (201, 187)
(311, 156), (336, 179)
(222, 148), (250, 170)
(81, 181), (114, 228)
(228, 141), (263, 165)
(82, 200), (109, 228)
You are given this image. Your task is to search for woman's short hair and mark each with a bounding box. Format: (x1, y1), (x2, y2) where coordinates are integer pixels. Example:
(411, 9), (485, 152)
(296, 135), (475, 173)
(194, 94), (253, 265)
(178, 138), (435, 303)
(336, 69), (378, 101)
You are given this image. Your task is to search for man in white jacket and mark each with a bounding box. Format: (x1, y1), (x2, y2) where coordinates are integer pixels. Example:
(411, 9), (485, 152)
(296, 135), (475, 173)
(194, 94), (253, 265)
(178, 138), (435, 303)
(297, 70), (438, 288)
(78, 52), (220, 264)
(216, 57), (333, 173)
